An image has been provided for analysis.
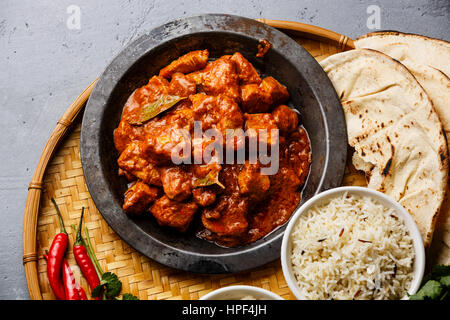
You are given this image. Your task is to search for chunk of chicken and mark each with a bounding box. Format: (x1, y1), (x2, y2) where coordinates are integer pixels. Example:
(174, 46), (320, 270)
(200, 164), (248, 238)
(119, 75), (173, 127)
(271, 105), (299, 135)
(198, 57), (240, 101)
(114, 77), (172, 153)
(260, 76), (289, 106)
(150, 195), (198, 232)
(117, 142), (162, 186)
(145, 75), (172, 98)
(143, 100), (194, 163)
(191, 163), (222, 180)
(185, 70), (203, 86)
(114, 118), (145, 154)
(169, 72), (197, 97)
(192, 187), (217, 207)
(191, 135), (220, 165)
(118, 168), (136, 182)
(201, 193), (249, 237)
(190, 164), (222, 206)
(123, 181), (160, 215)
(190, 93), (245, 154)
(244, 113), (279, 147)
(240, 83), (271, 113)
(190, 93), (244, 137)
(237, 161), (270, 201)
(230, 52), (261, 85)
(160, 166), (192, 202)
(159, 49), (209, 79)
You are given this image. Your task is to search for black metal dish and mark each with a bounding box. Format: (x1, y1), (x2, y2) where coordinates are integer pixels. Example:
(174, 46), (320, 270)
(81, 14), (347, 273)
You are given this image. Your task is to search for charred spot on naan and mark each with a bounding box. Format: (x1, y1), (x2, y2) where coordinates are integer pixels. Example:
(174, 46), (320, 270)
(382, 157), (393, 176)
(439, 143), (449, 170)
(437, 128), (449, 171)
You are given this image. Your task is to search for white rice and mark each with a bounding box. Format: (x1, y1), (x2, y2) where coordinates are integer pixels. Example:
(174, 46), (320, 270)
(290, 192), (414, 300)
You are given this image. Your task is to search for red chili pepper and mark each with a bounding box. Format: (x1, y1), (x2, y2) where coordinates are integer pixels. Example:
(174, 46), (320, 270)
(44, 253), (87, 300)
(62, 259), (82, 300)
(76, 283), (88, 300)
(46, 198), (69, 300)
(73, 208), (101, 299)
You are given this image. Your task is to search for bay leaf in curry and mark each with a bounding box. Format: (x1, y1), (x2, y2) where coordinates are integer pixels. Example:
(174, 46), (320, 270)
(128, 95), (187, 125)
(193, 169), (225, 189)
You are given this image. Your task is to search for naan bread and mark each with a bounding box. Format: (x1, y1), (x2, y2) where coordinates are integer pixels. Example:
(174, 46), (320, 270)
(356, 32), (450, 76)
(320, 49), (448, 247)
(355, 32), (450, 151)
(355, 32), (450, 264)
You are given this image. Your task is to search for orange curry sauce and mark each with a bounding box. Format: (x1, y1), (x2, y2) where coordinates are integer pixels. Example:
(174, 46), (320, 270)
(113, 49), (311, 247)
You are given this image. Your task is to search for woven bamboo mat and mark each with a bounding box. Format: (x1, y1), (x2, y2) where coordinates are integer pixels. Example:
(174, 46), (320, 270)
(35, 37), (360, 300)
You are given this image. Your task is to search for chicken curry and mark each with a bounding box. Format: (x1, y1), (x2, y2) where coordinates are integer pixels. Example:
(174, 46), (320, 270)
(114, 49), (311, 247)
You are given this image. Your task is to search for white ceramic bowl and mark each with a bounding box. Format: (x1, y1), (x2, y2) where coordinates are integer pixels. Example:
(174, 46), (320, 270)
(281, 186), (425, 300)
(200, 285), (284, 300)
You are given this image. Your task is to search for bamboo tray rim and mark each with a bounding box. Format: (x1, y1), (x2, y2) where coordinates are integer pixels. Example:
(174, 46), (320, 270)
(22, 19), (354, 300)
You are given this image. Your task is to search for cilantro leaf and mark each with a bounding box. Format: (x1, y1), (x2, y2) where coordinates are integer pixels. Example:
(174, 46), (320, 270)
(440, 275), (450, 287)
(422, 265), (450, 284)
(409, 280), (443, 300)
(91, 284), (104, 298)
(101, 272), (122, 298)
(122, 293), (139, 300)
(410, 264), (450, 301)
(91, 272), (122, 299)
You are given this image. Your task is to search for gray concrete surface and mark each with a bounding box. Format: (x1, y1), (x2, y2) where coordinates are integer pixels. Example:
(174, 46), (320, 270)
(0, 0), (448, 300)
